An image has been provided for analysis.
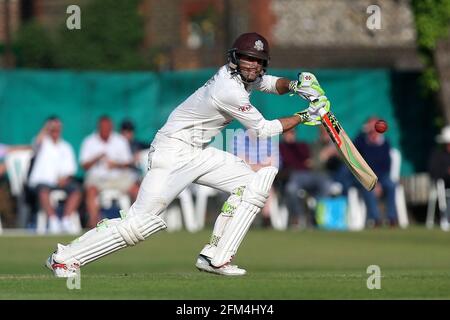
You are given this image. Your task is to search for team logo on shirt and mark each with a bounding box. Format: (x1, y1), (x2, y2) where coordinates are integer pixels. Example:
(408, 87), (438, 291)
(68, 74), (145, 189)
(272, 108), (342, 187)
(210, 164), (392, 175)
(238, 105), (253, 112)
(254, 40), (264, 51)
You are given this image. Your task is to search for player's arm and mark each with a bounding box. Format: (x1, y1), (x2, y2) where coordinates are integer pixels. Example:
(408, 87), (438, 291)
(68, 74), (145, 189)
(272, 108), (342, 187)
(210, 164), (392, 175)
(258, 72), (325, 96)
(79, 139), (105, 170)
(106, 139), (134, 169)
(81, 153), (105, 170)
(278, 115), (302, 132)
(277, 97), (330, 132)
(255, 75), (292, 95)
(275, 78), (292, 95)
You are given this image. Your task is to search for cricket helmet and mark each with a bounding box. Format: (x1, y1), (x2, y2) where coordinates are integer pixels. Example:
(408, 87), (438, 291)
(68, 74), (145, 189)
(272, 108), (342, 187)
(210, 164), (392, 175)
(227, 32), (270, 81)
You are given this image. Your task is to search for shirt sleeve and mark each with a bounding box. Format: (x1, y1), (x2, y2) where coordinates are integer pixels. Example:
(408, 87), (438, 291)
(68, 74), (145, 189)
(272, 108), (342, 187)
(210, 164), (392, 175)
(213, 87), (282, 138)
(79, 137), (93, 164)
(252, 74), (281, 94)
(60, 143), (77, 177)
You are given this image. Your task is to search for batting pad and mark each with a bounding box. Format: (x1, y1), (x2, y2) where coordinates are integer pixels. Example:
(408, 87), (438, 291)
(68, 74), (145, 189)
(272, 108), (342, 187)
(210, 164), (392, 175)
(211, 166), (278, 267)
(54, 212), (166, 266)
(200, 188), (244, 259)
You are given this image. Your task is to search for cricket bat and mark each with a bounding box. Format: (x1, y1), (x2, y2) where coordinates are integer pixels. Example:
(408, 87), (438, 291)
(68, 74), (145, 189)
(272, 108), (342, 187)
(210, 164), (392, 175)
(318, 108), (378, 191)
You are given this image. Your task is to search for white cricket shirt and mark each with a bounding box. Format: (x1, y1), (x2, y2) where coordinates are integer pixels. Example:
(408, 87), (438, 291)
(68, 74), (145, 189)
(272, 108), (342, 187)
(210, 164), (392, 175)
(158, 65), (283, 147)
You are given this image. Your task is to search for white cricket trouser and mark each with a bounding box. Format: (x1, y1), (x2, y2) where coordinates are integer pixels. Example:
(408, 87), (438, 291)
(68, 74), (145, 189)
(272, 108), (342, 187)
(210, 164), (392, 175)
(52, 132), (270, 271)
(129, 133), (255, 216)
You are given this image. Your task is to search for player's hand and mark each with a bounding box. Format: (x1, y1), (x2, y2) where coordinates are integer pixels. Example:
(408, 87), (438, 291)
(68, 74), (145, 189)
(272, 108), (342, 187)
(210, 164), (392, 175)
(308, 95), (330, 117)
(289, 72), (325, 101)
(294, 96), (330, 126)
(106, 159), (118, 169)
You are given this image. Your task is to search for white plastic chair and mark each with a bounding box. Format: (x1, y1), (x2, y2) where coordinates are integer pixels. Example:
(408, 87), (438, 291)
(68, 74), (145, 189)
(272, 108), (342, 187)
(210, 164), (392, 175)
(5, 149), (34, 228)
(347, 186), (366, 231)
(426, 178), (450, 231)
(390, 148), (409, 228)
(36, 190), (82, 235)
(268, 191), (289, 231)
(99, 188), (131, 212)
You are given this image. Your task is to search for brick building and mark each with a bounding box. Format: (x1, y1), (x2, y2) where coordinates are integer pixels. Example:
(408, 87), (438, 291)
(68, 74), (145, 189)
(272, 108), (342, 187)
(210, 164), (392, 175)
(1, 0), (422, 68)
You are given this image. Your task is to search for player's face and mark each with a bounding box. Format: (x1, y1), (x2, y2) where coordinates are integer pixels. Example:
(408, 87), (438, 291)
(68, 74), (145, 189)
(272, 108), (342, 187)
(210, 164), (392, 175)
(48, 120), (62, 140)
(239, 55), (263, 82)
(121, 129), (134, 141)
(99, 119), (113, 141)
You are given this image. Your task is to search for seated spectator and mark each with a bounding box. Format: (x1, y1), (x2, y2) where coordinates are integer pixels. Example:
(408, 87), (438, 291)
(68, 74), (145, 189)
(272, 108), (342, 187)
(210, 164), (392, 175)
(120, 119), (149, 156)
(231, 128), (279, 227)
(279, 128), (333, 229)
(312, 126), (353, 194)
(120, 119), (149, 177)
(27, 116), (82, 234)
(428, 125), (450, 221)
(80, 115), (139, 228)
(354, 116), (397, 227)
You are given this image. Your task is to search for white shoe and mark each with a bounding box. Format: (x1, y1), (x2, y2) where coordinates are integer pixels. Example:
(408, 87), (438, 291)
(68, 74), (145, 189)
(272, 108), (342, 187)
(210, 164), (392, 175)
(195, 255), (247, 276)
(48, 216), (62, 234)
(45, 244), (80, 278)
(61, 216), (81, 235)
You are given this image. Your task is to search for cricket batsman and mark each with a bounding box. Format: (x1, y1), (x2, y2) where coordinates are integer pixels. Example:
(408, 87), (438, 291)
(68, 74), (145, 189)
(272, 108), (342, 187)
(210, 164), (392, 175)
(46, 32), (330, 277)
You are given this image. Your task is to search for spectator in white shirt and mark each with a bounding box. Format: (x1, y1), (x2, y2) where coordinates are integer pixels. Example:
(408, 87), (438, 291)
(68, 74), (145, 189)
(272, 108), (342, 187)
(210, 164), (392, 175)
(28, 117), (82, 234)
(80, 115), (139, 228)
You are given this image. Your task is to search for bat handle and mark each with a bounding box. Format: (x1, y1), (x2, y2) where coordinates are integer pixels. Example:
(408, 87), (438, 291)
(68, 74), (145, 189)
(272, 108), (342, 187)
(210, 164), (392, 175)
(306, 96), (328, 119)
(318, 107), (328, 117)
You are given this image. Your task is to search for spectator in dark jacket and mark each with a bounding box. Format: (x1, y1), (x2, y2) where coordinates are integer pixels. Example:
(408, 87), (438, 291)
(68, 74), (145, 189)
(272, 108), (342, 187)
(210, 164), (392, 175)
(280, 128), (332, 228)
(120, 119), (150, 179)
(354, 117), (397, 227)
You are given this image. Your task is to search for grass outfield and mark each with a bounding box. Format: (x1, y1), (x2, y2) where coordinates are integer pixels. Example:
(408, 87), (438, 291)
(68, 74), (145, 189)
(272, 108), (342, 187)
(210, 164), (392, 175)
(0, 227), (449, 299)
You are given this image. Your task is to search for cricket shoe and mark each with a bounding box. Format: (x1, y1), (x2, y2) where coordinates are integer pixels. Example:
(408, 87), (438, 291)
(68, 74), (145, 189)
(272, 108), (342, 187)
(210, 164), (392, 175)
(45, 244), (80, 278)
(195, 254), (246, 276)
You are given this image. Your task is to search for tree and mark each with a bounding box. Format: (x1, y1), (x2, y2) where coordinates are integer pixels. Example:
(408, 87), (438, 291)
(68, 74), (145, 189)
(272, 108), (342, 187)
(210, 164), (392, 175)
(13, 21), (55, 68)
(412, 0), (450, 93)
(13, 0), (152, 71)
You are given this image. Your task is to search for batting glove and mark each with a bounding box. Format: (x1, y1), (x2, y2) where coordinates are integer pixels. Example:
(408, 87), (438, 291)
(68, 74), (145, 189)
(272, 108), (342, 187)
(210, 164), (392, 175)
(289, 72), (325, 101)
(295, 95), (331, 126)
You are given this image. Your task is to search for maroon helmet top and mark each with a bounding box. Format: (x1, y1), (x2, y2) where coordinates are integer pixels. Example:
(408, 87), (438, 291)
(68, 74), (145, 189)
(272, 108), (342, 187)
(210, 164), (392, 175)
(230, 32), (270, 62)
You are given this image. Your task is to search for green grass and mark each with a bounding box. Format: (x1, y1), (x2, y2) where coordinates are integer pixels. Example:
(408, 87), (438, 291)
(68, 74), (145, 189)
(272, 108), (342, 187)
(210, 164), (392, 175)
(0, 227), (450, 299)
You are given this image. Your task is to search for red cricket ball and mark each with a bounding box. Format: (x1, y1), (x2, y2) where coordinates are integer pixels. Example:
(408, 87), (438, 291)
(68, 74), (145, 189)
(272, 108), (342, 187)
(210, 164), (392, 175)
(375, 120), (388, 133)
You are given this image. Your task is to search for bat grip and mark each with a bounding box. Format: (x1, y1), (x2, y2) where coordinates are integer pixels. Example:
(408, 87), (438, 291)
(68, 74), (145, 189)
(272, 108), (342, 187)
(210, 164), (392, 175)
(318, 107), (327, 117)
